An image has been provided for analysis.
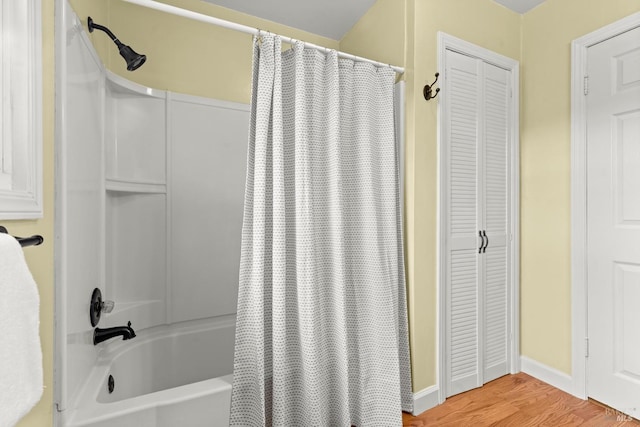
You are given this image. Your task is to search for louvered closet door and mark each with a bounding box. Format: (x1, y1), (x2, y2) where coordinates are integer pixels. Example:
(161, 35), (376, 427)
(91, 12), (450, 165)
(445, 50), (483, 397)
(445, 49), (511, 398)
(481, 62), (510, 384)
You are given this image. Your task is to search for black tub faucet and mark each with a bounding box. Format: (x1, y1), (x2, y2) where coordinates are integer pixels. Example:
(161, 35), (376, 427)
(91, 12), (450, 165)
(93, 321), (136, 345)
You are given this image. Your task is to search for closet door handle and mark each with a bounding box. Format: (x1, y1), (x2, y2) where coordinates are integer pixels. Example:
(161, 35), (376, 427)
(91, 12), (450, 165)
(482, 230), (489, 253)
(479, 230), (485, 253)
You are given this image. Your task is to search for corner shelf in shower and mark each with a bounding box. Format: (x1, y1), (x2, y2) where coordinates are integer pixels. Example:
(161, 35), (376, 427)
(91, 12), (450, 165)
(106, 178), (166, 194)
(105, 70), (167, 188)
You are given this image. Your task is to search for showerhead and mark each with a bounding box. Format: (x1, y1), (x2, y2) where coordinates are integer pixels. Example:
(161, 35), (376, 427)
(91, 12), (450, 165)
(118, 45), (147, 71)
(87, 17), (146, 71)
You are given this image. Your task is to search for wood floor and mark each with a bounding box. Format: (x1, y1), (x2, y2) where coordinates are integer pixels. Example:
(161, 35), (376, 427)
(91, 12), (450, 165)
(402, 373), (640, 426)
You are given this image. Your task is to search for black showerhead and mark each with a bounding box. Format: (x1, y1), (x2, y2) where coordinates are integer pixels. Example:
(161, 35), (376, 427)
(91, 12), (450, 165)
(87, 17), (146, 71)
(118, 45), (146, 71)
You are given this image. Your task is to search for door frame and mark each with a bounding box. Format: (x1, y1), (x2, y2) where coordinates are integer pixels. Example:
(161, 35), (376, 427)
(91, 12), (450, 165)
(437, 32), (520, 403)
(570, 11), (640, 400)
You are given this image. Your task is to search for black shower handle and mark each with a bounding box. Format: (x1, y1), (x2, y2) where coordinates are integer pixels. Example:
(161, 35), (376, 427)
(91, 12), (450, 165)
(478, 230), (484, 253)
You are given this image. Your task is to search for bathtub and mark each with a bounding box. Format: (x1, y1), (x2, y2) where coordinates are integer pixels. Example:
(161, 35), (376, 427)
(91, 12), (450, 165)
(65, 315), (235, 427)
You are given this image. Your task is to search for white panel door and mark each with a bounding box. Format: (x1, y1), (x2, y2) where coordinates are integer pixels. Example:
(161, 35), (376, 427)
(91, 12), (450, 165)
(444, 49), (511, 398)
(587, 25), (640, 420)
(445, 49), (483, 397)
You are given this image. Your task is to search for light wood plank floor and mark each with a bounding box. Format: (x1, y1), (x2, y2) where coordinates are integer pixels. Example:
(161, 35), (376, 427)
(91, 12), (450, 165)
(403, 373), (640, 426)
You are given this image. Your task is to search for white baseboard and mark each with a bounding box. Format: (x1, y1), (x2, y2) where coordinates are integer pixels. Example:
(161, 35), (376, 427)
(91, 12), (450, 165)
(520, 356), (576, 397)
(412, 385), (440, 416)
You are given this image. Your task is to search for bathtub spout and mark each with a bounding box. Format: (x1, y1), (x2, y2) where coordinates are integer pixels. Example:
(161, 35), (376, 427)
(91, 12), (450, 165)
(94, 321), (136, 345)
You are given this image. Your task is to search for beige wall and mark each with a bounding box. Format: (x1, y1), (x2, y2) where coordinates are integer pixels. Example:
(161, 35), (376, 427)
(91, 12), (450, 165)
(520, 0), (640, 374)
(342, 0), (521, 391)
(72, 0), (339, 104)
(12, 0), (56, 426)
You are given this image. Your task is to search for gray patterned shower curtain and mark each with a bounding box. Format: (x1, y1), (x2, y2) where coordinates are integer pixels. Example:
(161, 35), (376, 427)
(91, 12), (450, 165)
(230, 34), (412, 427)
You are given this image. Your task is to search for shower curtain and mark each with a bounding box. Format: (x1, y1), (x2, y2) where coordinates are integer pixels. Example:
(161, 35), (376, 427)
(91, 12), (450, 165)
(230, 34), (412, 427)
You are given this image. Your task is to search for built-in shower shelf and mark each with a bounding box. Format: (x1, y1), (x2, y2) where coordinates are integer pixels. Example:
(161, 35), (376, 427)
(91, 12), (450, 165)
(106, 179), (166, 194)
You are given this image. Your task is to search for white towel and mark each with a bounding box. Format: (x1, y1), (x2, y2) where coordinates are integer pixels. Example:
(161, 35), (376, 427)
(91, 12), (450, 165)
(0, 233), (43, 427)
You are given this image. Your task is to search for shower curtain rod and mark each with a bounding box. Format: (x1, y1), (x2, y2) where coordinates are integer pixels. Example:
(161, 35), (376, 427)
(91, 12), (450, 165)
(121, 0), (405, 74)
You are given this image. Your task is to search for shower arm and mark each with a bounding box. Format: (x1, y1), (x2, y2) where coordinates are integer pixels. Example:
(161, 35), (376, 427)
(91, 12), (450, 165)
(87, 17), (124, 48)
(86, 16), (146, 72)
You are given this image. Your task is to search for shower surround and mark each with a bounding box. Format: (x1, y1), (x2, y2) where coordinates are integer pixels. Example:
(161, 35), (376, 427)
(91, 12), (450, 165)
(56, 3), (247, 425)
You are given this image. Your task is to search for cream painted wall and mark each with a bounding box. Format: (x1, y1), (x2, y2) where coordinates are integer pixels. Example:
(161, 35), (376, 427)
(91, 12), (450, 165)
(72, 0), (339, 104)
(11, 0), (56, 425)
(342, 0), (521, 392)
(520, 0), (640, 374)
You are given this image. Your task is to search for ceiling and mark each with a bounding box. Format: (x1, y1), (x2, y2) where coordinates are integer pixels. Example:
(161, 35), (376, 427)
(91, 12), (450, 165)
(202, 0), (378, 40)
(493, 0), (547, 14)
(202, 0), (548, 40)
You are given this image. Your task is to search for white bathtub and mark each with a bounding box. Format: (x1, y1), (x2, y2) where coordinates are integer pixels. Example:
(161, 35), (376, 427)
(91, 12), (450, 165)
(66, 316), (235, 427)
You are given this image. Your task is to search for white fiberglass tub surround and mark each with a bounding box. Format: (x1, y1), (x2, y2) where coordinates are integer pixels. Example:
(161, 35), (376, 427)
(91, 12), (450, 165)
(57, 3), (247, 425)
(66, 316), (235, 427)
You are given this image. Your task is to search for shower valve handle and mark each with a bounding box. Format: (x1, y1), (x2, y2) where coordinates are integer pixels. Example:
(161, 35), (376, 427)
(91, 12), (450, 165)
(101, 300), (115, 313)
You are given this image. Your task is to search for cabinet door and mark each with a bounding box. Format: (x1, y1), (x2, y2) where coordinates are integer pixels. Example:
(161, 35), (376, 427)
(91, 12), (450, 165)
(445, 49), (483, 397)
(481, 62), (510, 384)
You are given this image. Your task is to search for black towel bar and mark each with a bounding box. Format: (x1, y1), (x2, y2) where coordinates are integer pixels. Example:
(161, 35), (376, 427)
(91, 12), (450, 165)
(0, 226), (44, 248)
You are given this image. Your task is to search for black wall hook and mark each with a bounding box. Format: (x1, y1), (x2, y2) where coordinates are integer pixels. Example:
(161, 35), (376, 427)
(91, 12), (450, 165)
(423, 73), (440, 101)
